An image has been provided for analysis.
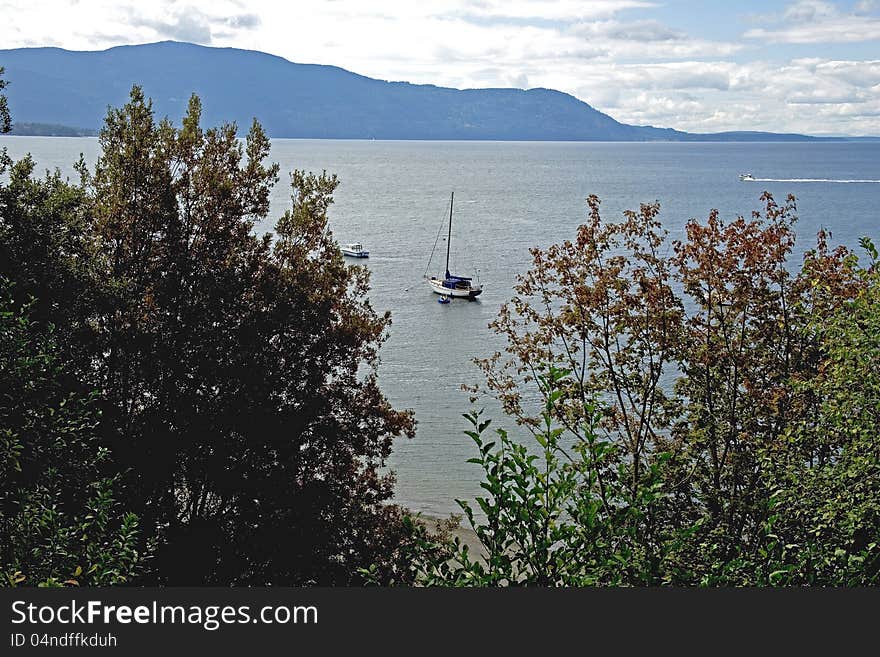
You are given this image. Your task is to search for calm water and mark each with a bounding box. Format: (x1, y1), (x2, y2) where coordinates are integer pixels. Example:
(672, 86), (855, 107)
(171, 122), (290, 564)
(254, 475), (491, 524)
(3, 136), (879, 516)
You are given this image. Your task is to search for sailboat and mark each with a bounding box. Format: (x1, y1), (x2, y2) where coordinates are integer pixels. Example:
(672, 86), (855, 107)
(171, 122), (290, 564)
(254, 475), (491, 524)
(426, 192), (483, 300)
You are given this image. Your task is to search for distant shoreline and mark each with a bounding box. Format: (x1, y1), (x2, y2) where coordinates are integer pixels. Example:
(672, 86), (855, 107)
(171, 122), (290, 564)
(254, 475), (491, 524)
(5, 132), (879, 143)
(8, 122), (97, 137)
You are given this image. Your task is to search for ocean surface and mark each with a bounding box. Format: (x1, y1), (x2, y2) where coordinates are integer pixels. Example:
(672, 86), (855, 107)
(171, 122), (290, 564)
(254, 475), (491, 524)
(3, 136), (879, 517)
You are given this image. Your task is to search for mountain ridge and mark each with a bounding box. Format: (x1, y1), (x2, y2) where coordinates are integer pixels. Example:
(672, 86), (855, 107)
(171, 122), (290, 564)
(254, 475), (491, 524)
(0, 41), (843, 141)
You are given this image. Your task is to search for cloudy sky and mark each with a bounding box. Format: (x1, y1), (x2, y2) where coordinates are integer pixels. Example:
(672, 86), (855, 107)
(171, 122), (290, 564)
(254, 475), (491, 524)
(2, 0), (880, 135)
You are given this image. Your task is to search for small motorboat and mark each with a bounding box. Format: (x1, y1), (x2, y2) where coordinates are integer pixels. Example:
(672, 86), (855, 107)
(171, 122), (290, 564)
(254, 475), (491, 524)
(438, 296), (451, 304)
(739, 173), (756, 182)
(341, 242), (369, 258)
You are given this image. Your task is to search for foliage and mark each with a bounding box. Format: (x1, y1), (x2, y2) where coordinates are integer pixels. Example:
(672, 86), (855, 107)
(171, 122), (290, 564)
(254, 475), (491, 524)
(0, 67), (10, 135)
(1, 67), (10, 176)
(83, 89), (416, 583)
(758, 240), (880, 585)
(0, 282), (146, 586)
(418, 194), (878, 586)
(1, 86), (419, 585)
(411, 368), (690, 586)
(4, 68), (877, 586)
(0, 154), (99, 356)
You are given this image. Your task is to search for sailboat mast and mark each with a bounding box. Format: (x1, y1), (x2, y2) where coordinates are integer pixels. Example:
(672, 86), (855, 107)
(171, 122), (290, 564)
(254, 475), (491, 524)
(445, 191), (453, 278)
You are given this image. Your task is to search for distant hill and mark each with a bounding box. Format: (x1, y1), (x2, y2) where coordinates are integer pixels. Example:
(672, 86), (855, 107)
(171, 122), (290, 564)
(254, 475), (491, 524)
(9, 122), (96, 136)
(0, 41), (840, 142)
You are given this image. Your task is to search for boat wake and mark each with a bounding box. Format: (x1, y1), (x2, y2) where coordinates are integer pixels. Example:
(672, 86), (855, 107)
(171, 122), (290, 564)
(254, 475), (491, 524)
(745, 178), (880, 183)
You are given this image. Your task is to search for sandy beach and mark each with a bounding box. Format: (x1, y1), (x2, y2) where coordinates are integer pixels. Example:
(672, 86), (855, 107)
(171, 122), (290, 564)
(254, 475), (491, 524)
(417, 514), (487, 559)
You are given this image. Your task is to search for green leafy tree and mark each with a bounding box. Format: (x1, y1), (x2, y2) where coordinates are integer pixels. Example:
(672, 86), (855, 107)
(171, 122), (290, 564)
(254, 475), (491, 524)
(0, 68), (10, 135)
(0, 282), (146, 586)
(410, 367), (679, 586)
(1, 67), (11, 176)
(0, 73), (145, 587)
(85, 88), (416, 584)
(759, 239), (880, 585)
(466, 196), (689, 584)
(0, 154), (99, 355)
(1, 85), (419, 585)
(664, 197), (864, 583)
(422, 194), (873, 586)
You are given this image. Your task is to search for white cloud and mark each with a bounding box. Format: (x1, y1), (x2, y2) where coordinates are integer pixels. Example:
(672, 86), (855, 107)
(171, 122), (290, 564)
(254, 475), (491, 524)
(783, 0), (839, 22)
(567, 21), (743, 59)
(126, 6), (215, 44)
(452, 0), (657, 21)
(745, 19), (880, 43)
(745, 0), (880, 43)
(589, 59), (880, 135)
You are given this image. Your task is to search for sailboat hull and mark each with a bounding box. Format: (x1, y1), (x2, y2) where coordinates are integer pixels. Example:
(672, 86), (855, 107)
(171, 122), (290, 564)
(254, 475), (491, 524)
(428, 277), (483, 299)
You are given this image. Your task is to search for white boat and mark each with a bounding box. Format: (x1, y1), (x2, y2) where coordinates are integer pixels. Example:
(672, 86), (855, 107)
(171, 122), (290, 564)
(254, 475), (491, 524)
(739, 173), (755, 181)
(425, 192), (483, 300)
(341, 242), (369, 258)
